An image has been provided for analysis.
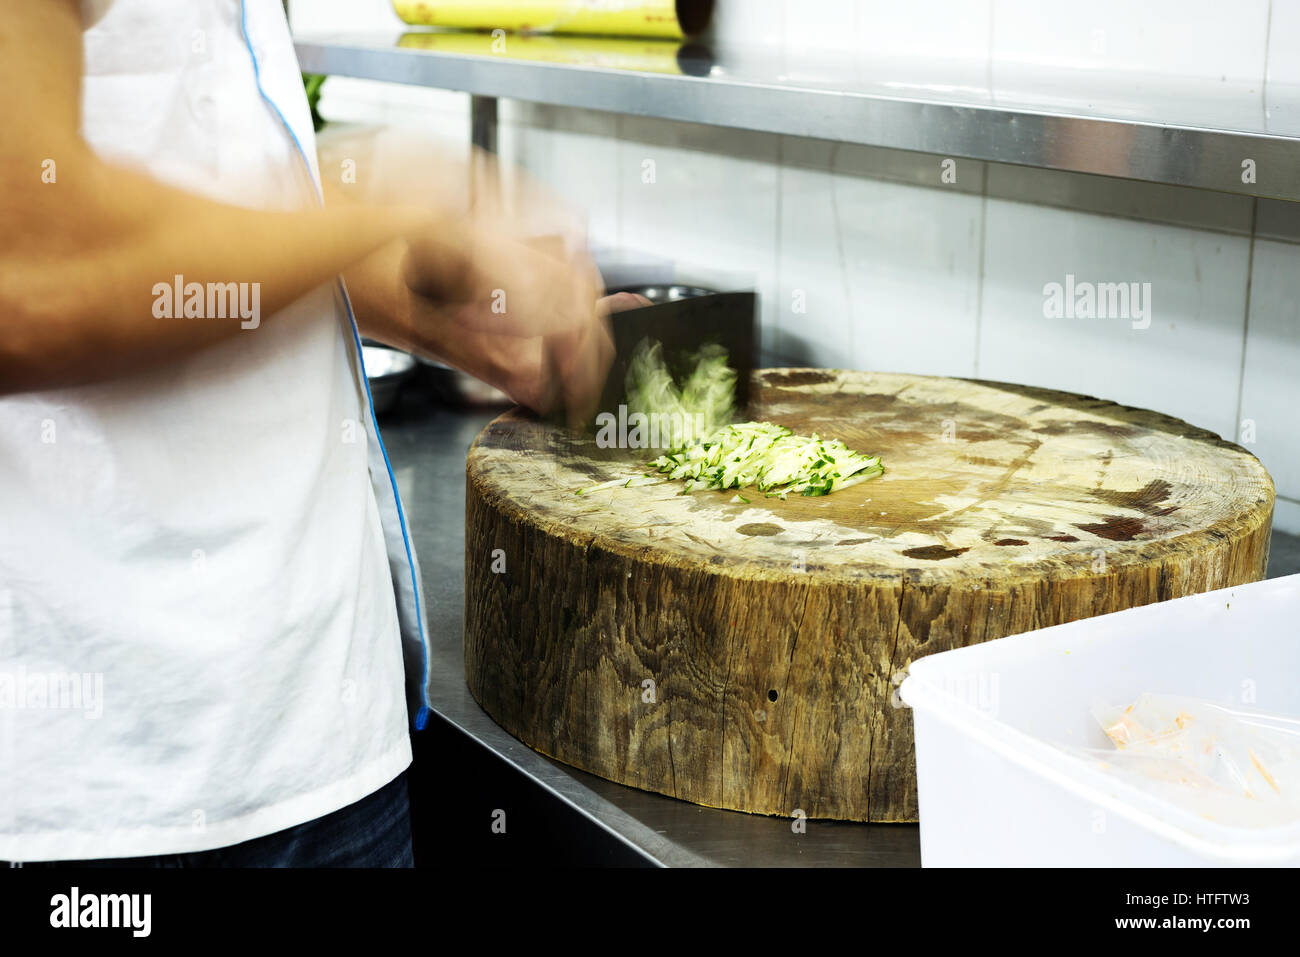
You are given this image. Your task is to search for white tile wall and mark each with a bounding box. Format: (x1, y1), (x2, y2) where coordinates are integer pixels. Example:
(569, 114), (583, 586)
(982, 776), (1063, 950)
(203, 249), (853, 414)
(498, 104), (621, 247)
(1265, 0), (1300, 138)
(990, 0), (1270, 80)
(849, 1), (992, 63)
(778, 0), (853, 54)
(714, 0), (994, 63)
(777, 139), (983, 374)
(979, 201), (1250, 442)
(614, 116), (780, 331)
(1240, 239), (1300, 511)
(705, 0), (787, 49)
(1268, 0), (1300, 87)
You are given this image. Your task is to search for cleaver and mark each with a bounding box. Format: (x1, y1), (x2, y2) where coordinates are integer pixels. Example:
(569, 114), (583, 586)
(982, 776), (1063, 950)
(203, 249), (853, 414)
(595, 287), (758, 422)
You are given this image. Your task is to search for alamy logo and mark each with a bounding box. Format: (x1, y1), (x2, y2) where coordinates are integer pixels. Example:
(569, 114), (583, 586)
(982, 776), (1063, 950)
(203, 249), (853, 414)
(1042, 273), (1151, 329)
(595, 405), (708, 450)
(0, 667), (103, 718)
(50, 887), (151, 937)
(152, 274), (261, 329)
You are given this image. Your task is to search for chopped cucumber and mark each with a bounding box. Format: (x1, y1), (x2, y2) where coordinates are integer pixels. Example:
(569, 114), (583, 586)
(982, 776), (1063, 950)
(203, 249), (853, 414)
(586, 339), (885, 498)
(625, 339), (734, 447)
(649, 421), (884, 497)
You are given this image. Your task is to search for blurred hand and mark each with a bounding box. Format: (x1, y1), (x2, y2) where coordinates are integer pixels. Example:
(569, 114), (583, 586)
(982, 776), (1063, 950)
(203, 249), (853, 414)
(318, 126), (643, 424)
(492, 291), (649, 419)
(402, 229), (619, 425)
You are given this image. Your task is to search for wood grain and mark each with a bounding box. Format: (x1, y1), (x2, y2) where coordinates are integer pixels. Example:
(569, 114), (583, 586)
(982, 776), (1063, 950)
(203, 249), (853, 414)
(464, 370), (1275, 822)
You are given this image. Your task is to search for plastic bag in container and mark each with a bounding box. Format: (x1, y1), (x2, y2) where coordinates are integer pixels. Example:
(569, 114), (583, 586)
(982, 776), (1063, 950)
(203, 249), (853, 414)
(1075, 693), (1300, 828)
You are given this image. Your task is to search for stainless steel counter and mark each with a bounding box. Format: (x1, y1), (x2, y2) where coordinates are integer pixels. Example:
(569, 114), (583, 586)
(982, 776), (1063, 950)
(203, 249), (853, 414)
(380, 394), (1300, 867)
(296, 30), (1300, 202)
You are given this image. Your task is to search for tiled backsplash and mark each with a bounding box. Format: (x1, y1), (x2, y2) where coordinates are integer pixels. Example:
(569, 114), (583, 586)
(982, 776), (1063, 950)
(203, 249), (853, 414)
(295, 1), (1300, 532)
(711, 0), (1284, 82)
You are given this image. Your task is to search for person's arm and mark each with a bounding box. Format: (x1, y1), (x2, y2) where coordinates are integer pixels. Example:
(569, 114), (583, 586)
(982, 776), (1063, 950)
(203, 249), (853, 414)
(1, 1), (612, 422)
(0, 0), (437, 394)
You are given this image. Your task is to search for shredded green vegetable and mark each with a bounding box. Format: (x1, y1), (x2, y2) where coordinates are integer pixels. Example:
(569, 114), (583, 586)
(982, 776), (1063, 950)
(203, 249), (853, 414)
(575, 475), (663, 496)
(650, 421), (883, 497)
(624, 339), (735, 448)
(580, 340), (885, 498)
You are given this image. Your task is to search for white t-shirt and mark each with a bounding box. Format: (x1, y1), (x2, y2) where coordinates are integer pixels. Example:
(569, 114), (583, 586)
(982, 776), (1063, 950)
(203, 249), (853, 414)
(0, 0), (431, 861)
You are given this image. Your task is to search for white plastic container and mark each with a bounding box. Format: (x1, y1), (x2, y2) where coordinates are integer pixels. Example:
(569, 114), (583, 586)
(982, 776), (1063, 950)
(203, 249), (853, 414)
(899, 574), (1300, 867)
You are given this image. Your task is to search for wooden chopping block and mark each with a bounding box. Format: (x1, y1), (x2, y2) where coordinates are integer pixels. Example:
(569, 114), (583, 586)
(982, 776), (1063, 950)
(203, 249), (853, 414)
(463, 370), (1274, 822)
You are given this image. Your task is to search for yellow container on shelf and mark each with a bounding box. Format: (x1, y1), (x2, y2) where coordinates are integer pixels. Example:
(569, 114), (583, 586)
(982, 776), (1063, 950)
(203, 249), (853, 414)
(396, 30), (686, 74)
(391, 1), (714, 40)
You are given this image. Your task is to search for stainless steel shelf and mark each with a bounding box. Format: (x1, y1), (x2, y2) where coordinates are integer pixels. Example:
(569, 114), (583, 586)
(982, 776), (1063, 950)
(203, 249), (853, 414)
(295, 31), (1300, 202)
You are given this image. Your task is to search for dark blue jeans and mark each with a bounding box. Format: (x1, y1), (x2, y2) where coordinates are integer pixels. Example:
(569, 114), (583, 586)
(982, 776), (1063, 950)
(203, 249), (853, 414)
(10, 771), (414, 868)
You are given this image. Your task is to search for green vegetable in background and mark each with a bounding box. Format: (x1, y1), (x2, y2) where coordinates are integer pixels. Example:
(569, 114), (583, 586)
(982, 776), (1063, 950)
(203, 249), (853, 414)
(302, 73), (327, 132)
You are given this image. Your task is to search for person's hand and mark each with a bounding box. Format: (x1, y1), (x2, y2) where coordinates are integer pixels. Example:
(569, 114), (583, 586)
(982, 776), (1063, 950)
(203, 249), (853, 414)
(320, 127), (639, 423)
(488, 291), (649, 418)
(403, 228), (633, 425)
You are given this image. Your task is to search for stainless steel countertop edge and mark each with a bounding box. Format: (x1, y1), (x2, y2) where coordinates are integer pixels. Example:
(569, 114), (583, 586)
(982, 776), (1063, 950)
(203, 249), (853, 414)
(428, 703), (706, 867)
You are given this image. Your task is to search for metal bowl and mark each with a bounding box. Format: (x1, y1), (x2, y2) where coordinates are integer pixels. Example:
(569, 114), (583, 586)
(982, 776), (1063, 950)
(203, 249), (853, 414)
(361, 343), (417, 415)
(607, 283), (717, 303)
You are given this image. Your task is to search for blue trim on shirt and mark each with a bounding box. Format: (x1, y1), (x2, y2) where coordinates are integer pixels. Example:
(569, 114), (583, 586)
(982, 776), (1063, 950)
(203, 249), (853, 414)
(238, 1), (431, 733)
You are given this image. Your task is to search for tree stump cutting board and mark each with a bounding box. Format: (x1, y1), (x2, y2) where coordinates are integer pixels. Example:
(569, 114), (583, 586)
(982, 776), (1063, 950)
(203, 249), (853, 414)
(464, 370), (1274, 822)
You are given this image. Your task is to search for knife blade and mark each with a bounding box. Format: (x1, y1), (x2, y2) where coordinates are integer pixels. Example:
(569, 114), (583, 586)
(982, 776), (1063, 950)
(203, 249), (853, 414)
(594, 290), (757, 424)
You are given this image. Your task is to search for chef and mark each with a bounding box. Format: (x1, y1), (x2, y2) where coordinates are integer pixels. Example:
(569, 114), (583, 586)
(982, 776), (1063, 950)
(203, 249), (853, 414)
(0, 0), (630, 866)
